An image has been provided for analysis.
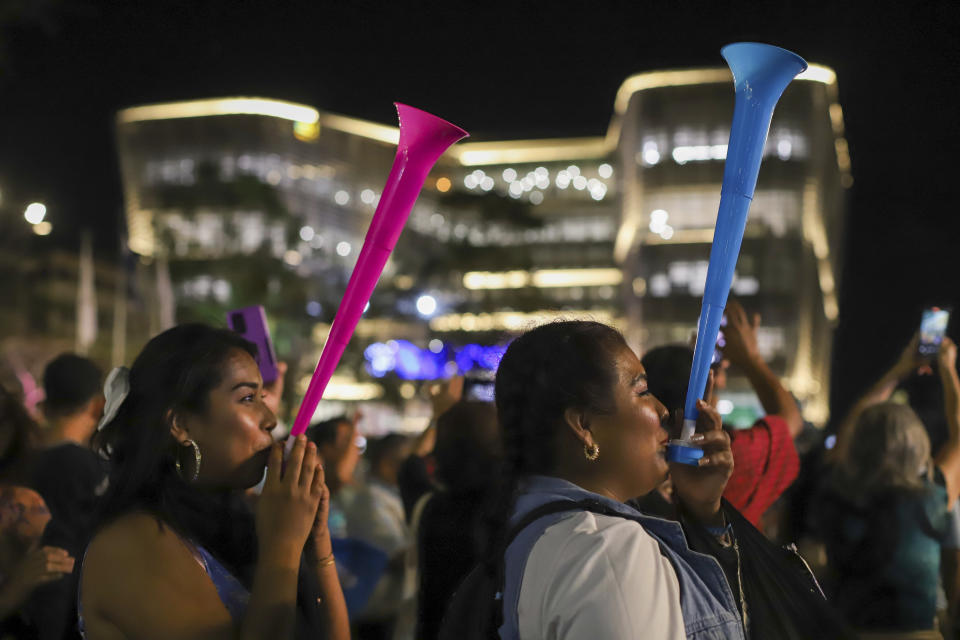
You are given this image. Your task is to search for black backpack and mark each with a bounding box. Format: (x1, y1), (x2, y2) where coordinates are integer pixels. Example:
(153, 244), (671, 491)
(438, 498), (617, 640)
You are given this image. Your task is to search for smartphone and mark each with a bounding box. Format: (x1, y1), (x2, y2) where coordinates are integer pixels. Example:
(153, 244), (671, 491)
(227, 305), (280, 383)
(463, 371), (496, 402)
(918, 307), (951, 358)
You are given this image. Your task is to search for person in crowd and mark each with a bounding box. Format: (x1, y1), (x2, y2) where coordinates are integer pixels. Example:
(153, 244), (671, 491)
(641, 300), (802, 525)
(396, 377), (464, 520)
(413, 401), (501, 640)
(0, 385), (40, 483)
(459, 319), (846, 640)
(79, 324), (349, 640)
(28, 354), (108, 546)
(306, 414), (363, 539)
(490, 320), (739, 639)
(341, 434), (411, 640)
(939, 501), (960, 637)
(0, 484), (74, 638)
(308, 415), (363, 496)
(816, 335), (960, 637)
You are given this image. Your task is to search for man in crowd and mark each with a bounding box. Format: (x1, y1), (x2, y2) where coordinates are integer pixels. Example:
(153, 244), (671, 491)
(642, 300), (802, 526)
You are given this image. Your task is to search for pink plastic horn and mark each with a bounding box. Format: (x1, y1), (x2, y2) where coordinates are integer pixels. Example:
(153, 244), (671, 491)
(290, 104), (468, 438)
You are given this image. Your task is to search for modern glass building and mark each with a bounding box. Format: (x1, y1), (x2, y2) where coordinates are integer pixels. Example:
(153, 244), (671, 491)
(115, 62), (848, 424)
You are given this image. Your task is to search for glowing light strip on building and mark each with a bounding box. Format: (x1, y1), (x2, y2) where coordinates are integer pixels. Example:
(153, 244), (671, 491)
(801, 178), (839, 321)
(462, 268), (624, 290)
(118, 97), (320, 124)
(641, 229), (716, 245)
(319, 113), (399, 145)
(450, 138), (609, 166)
(430, 309), (624, 332)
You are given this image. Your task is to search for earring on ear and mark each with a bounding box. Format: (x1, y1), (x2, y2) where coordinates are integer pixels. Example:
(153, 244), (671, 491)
(175, 439), (202, 483)
(584, 442), (600, 461)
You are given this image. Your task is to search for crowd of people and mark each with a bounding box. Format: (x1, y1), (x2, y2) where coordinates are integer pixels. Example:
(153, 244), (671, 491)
(1, 301), (959, 639)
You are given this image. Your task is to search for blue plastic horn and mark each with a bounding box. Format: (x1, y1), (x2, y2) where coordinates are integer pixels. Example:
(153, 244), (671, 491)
(667, 43), (807, 466)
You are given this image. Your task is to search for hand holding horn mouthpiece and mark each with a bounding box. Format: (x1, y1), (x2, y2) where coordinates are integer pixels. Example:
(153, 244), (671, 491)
(289, 104), (468, 443)
(667, 43), (807, 466)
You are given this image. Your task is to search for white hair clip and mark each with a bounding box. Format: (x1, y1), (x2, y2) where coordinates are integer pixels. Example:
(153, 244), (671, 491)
(98, 366), (130, 431)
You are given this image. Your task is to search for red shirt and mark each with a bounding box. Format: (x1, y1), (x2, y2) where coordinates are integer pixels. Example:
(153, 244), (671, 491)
(722, 415), (799, 526)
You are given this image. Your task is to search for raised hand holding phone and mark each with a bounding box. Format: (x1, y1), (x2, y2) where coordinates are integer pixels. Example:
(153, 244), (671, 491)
(919, 307), (951, 359)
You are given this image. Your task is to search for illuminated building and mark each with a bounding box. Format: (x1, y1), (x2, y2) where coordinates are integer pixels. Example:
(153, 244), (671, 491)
(115, 63), (847, 424)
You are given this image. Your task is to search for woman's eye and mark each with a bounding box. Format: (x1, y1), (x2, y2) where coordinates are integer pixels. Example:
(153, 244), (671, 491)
(241, 394), (255, 403)
(636, 389), (651, 398)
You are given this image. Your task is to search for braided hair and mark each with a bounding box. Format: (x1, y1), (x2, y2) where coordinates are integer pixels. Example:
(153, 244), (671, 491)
(490, 320), (626, 545)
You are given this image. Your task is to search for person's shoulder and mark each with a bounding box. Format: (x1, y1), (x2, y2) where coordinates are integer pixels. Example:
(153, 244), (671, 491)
(85, 512), (185, 576)
(525, 510), (678, 623)
(539, 509), (655, 559)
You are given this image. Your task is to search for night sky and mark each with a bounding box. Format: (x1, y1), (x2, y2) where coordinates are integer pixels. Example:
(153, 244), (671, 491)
(1, 0), (959, 419)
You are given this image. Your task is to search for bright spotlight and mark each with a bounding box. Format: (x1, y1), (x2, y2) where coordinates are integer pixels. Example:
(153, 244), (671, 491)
(24, 202), (46, 224)
(416, 294), (437, 317)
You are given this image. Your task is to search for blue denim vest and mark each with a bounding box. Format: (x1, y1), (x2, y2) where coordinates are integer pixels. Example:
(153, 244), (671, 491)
(499, 476), (745, 640)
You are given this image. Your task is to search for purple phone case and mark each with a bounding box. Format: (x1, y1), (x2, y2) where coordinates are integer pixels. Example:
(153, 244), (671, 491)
(227, 305), (279, 384)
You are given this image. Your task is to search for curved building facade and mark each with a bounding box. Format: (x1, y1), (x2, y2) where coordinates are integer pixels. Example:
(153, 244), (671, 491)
(115, 64), (848, 424)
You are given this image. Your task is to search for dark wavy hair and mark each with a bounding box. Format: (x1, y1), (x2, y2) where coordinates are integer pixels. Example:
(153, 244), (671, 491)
(91, 324), (322, 633)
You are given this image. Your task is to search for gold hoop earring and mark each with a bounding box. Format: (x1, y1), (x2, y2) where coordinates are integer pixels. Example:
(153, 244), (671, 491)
(584, 442), (600, 461)
(175, 439), (201, 483)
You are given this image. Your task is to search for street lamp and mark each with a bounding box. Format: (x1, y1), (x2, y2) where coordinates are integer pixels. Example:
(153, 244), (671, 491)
(24, 202), (46, 225)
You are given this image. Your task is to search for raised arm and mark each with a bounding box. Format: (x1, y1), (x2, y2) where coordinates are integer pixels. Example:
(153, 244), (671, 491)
(935, 338), (960, 505)
(416, 376), (464, 457)
(831, 335), (927, 464)
(722, 301), (803, 438)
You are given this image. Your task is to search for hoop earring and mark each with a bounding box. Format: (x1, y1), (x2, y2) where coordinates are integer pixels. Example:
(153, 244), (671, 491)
(175, 439), (201, 483)
(584, 442), (600, 461)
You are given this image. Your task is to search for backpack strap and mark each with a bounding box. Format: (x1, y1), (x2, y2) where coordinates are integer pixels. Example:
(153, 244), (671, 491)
(504, 497), (625, 545)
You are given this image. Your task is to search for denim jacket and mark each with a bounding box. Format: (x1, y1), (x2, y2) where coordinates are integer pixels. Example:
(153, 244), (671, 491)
(499, 475), (746, 640)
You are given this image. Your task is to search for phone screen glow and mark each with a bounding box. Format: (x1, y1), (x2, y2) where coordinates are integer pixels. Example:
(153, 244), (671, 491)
(919, 308), (950, 356)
